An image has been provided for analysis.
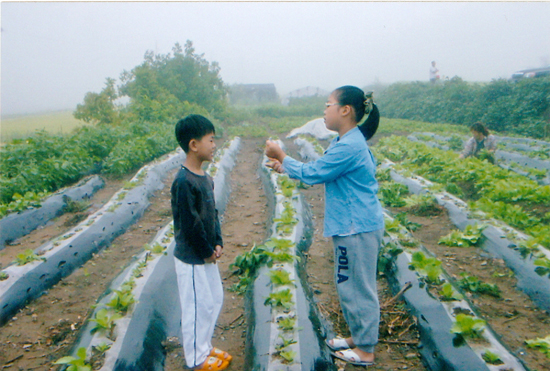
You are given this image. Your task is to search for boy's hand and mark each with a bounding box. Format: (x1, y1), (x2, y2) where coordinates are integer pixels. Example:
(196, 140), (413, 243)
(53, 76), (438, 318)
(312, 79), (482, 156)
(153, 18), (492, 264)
(214, 245), (223, 259)
(205, 252), (217, 264)
(265, 140), (286, 162)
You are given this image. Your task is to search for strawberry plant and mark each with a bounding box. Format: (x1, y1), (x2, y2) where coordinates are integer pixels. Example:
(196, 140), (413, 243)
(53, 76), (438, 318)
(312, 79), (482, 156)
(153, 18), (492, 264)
(54, 347), (92, 371)
(264, 238), (294, 252)
(409, 251), (443, 284)
(376, 167), (392, 182)
(515, 238), (544, 259)
(394, 212), (421, 232)
(451, 313), (486, 339)
(448, 135), (464, 151)
(525, 335), (550, 359)
(438, 224), (486, 247)
(268, 269), (294, 287)
(379, 182), (409, 207)
(14, 249), (46, 266)
(145, 242), (166, 255)
(106, 289), (135, 313)
(457, 273), (501, 297)
(279, 350), (297, 364)
(482, 350), (504, 365)
(378, 241), (403, 274)
(277, 316), (297, 331)
(403, 194), (442, 216)
(277, 175), (297, 198)
(439, 283), (463, 301)
(264, 289), (293, 309)
(274, 202), (298, 234)
(265, 251), (300, 265)
(534, 257), (550, 278)
(384, 218), (402, 233)
(92, 342), (111, 354)
(229, 244), (270, 293)
(275, 335), (297, 351)
(398, 234), (419, 247)
(90, 308), (122, 334)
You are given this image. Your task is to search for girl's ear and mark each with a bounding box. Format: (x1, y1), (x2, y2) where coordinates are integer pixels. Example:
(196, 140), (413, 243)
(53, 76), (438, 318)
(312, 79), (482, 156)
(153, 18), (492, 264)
(340, 104), (352, 118)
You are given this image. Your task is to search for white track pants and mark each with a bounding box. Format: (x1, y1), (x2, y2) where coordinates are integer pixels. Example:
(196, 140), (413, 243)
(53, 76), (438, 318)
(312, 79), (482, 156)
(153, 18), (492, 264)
(174, 258), (224, 368)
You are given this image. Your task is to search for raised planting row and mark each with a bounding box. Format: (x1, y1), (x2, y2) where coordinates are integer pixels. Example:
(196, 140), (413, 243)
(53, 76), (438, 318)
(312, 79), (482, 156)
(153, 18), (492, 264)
(0, 175), (105, 249)
(235, 142), (333, 370)
(381, 212), (527, 370)
(378, 160), (550, 312)
(53, 137), (241, 370)
(0, 149), (186, 325)
(407, 132), (550, 185)
(375, 135), (550, 250)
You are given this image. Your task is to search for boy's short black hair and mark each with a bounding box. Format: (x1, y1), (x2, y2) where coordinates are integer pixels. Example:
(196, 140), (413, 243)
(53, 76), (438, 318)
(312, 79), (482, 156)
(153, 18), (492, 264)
(175, 114), (215, 153)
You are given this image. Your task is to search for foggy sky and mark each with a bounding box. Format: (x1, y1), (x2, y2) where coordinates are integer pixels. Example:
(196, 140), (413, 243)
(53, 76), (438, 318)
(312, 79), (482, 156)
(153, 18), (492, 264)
(2, 1), (550, 116)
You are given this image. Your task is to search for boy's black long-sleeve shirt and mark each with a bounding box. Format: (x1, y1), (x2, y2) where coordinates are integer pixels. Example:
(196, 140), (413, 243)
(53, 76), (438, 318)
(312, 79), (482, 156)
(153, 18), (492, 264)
(171, 166), (223, 264)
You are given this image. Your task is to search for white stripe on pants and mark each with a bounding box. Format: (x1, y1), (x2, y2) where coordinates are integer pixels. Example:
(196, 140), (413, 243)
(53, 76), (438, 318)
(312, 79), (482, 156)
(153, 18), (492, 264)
(174, 258), (224, 368)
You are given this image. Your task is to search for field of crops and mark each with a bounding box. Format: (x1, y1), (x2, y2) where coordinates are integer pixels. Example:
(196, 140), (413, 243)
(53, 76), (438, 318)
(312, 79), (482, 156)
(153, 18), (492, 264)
(0, 116), (549, 370)
(0, 111), (88, 144)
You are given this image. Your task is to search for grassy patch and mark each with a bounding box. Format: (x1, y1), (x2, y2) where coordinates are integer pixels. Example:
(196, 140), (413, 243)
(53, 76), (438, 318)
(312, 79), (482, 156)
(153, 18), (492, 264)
(1, 110), (88, 143)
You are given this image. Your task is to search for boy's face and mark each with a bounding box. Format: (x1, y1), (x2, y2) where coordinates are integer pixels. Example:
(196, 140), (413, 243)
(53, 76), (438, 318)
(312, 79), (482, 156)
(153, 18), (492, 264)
(193, 133), (216, 162)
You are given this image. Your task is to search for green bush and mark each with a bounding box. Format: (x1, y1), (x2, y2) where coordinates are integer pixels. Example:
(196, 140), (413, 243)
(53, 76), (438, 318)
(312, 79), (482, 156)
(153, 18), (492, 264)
(377, 77), (550, 139)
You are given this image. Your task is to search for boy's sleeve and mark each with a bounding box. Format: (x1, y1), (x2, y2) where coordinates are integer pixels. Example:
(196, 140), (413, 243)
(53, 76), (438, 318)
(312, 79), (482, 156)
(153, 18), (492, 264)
(282, 142), (355, 185)
(173, 178), (215, 260)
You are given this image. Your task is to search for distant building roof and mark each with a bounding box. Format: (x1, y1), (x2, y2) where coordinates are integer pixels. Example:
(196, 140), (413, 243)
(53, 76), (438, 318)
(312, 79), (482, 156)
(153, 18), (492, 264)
(229, 84), (278, 104)
(282, 86), (329, 105)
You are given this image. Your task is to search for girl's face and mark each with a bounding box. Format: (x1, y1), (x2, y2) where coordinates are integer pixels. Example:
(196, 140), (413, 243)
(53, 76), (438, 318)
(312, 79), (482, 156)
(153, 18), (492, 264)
(472, 130), (485, 141)
(324, 93), (342, 132)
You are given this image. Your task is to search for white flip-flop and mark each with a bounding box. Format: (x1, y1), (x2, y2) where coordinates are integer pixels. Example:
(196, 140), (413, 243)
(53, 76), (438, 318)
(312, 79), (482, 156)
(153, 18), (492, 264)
(325, 337), (350, 351)
(331, 348), (375, 367)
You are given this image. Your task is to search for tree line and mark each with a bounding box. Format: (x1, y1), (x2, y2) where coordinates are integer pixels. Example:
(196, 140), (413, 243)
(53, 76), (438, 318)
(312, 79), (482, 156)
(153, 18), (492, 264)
(376, 76), (550, 139)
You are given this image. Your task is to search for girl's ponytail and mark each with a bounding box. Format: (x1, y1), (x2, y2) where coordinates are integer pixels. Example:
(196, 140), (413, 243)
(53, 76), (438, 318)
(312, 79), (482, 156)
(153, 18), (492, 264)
(358, 103), (379, 141)
(334, 86), (380, 141)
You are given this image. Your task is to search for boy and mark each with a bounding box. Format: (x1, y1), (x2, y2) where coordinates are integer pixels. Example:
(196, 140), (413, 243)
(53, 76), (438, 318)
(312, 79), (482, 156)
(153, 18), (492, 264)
(171, 115), (232, 370)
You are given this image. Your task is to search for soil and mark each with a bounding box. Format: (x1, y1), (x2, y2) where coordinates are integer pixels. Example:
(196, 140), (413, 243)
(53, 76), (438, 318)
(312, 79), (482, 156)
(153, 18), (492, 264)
(0, 136), (548, 371)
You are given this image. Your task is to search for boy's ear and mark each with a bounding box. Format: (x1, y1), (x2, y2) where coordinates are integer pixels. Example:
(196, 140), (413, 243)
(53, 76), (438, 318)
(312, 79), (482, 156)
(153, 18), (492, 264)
(188, 139), (198, 152)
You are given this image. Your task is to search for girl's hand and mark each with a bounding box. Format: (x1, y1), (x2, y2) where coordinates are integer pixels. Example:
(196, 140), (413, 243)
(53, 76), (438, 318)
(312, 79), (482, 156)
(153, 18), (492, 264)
(265, 140), (286, 162)
(215, 245), (223, 259)
(266, 158), (284, 173)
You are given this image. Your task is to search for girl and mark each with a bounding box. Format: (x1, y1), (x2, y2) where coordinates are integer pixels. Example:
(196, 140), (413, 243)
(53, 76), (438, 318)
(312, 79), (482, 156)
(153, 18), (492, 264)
(265, 86), (384, 367)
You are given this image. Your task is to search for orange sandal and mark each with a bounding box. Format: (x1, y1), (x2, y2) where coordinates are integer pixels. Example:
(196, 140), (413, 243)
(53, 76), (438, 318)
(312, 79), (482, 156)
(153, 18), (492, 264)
(194, 356), (229, 371)
(210, 347), (233, 362)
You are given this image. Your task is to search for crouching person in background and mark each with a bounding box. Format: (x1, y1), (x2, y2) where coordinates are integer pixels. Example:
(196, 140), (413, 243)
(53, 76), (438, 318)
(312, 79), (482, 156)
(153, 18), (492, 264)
(459, 122), (497, 163)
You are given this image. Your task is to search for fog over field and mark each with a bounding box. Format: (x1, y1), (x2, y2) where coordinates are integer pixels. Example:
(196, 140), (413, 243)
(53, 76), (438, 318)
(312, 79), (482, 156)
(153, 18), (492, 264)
(1, 1), (549, 116)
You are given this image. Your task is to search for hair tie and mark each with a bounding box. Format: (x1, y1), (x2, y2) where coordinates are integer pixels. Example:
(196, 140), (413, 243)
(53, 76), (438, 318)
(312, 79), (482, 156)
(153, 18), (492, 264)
(364, 91), (374, 113)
